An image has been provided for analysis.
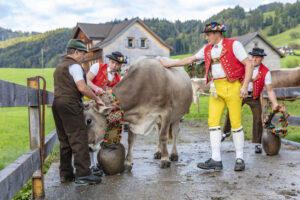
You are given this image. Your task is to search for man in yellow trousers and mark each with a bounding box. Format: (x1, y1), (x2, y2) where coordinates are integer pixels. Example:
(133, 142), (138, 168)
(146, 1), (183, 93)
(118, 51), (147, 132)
(160, 22), (253, 171)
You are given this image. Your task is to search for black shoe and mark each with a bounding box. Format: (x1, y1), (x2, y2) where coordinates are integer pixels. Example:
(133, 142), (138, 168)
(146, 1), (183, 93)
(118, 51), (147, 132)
(197, 158), (223, 171)
(60, 175), (75, 183)
(255, 145), (262, 154)
(221, 132), (231, 142)
(91, 166), (104, 176)
(234, 158), (245, 171)
(75, 174), (102, 185)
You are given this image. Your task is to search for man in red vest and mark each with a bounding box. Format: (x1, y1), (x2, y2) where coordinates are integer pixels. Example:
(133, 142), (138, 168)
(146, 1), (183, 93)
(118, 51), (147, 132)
(222, 47), (278, 154)
(87, 51), (127, 95)
(86, 51), (127, 175)
(160, 22), (253, 171)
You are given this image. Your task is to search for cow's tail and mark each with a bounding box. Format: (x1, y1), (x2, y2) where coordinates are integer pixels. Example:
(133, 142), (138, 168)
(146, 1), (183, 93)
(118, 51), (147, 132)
(168, 125), (173, 140)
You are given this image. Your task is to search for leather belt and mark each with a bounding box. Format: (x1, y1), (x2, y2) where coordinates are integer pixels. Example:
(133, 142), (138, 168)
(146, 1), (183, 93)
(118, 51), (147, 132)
(211, 57), (220, 64)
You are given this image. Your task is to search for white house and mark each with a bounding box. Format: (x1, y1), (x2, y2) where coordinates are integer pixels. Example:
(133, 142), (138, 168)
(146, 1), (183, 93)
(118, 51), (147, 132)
(71, 17), (172, 69)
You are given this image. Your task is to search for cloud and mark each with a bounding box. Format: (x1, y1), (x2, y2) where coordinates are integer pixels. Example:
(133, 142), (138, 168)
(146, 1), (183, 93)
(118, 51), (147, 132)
(0, 0), (297, 32)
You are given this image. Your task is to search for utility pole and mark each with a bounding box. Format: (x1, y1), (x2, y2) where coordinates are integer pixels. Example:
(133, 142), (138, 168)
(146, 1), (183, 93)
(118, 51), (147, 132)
(41, 48), (44, 68)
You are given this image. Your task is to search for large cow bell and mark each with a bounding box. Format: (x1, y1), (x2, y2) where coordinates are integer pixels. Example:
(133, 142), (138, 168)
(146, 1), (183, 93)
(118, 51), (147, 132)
(97, 143), (125, 175)
(262, 131), (281, 156)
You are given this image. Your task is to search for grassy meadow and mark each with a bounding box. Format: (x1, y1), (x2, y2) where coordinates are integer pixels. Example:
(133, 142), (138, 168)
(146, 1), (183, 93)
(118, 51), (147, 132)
(0, 68), (56, 170)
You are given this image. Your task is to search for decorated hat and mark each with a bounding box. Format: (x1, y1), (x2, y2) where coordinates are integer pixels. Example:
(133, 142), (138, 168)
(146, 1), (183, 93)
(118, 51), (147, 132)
(249, 47), (267, 56)
(106, 51), (127, 64)
(202, 22), (226, 33)
(66, 39), (87, 52)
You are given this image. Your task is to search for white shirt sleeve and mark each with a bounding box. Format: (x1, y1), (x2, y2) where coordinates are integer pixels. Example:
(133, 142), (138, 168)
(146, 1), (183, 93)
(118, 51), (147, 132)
(68, 64), (84, 83)
(264, 71), (272, 85)
(195, 46), (205, 60)
(233, 41), (248, 62)
(89, 63), (99, 75)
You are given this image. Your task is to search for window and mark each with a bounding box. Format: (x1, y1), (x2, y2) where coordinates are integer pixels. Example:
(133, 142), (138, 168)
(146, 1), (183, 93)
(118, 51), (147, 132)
(128, 38), (134, 48)
(140, 39), (146, 48)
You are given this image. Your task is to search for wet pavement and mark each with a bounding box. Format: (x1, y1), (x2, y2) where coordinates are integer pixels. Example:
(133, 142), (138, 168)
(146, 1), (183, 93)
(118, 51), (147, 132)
(43, 120), (300, 200)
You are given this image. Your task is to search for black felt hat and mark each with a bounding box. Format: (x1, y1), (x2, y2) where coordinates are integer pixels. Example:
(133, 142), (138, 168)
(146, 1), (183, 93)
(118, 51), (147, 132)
(249, 47), (267, 56)
(106, 51), (127, 64)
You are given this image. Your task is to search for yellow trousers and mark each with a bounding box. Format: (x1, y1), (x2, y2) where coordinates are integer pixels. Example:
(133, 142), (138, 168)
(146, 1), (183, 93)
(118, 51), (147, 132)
(208, 79), (243, 129)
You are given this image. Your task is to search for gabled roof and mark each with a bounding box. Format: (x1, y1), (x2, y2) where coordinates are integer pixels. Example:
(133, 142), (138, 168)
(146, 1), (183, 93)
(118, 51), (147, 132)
(72, 23), (113, 40)
(72, 17), (172, 50)
(232, 32), (284, 58)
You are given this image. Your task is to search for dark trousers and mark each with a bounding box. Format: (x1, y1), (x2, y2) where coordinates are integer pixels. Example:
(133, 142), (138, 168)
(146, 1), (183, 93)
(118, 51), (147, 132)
(223, 96), (263, 144)
(52, 98), (91, 177)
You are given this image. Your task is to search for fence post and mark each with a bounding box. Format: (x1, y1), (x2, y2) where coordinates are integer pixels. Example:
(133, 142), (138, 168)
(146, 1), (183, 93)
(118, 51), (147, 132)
(27, 77), (44, 199)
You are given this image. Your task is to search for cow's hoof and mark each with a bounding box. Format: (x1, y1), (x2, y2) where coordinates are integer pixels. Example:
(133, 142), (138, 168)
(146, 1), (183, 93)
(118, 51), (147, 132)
(124, 163), (133, 172)
(160, 160), (171, 168)
(169, 153), (178, 161)
(154, 151), (162, 159)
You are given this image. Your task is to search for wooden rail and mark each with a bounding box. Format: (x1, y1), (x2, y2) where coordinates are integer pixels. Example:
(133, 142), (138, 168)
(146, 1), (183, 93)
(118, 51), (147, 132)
(0, 130), (57, 200)
(0, 78), (55, 200)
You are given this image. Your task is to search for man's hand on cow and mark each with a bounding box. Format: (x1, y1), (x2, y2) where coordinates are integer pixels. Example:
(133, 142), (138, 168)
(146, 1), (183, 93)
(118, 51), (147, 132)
(159, 58), (171, 68)
(95, 87), (105, 96)
(239, 86), (248, 98)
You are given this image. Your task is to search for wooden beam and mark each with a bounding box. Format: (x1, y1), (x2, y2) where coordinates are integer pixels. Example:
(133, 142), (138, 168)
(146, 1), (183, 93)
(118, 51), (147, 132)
(263, 86), (300, 99)
(0, 79), (53, 108)
(0, 130), (57, 200)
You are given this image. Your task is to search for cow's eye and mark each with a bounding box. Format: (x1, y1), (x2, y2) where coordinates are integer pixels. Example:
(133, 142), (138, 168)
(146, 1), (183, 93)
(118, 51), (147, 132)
(87, 119), (92, 125)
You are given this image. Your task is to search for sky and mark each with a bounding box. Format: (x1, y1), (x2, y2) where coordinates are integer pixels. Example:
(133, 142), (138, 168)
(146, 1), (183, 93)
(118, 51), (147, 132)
(0, 0), (298, 33)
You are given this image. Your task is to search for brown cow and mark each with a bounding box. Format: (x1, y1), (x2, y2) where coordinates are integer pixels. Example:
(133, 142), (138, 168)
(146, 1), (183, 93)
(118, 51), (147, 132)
(84, 57), (193, 171)
(270, 67), (300, 88)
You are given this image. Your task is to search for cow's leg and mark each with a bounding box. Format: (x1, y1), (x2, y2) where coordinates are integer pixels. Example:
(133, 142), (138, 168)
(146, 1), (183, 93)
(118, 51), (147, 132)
(154, 123), (162, 159)
(170, 121), (179, 161)
(124, 129), (136, 172)
(160, 116), (171, 168)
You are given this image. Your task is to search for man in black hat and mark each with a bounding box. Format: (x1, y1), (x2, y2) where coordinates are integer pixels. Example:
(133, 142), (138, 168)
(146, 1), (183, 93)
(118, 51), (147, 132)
(52, 39), (103, 185)
(87, 51), (127, 95)
(160, 22), (254, 172)
(222, 47), (278, 153)
(85, 51), (127, 173)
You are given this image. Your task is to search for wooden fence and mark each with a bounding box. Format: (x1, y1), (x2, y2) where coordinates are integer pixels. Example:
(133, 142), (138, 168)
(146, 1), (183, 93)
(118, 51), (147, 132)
(0, 78), (55, 200)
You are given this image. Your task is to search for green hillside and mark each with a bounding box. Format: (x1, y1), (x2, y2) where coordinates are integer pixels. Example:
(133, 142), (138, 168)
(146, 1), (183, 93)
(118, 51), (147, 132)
(0, 29), (72, 68)
(264, 24), (300, 46)
(0, 1), (299, 68)
(0, 27), (39, 41)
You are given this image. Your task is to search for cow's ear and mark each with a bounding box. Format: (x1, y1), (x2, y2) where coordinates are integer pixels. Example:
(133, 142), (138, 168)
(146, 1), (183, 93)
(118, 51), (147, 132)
(95, 106), (113, 115)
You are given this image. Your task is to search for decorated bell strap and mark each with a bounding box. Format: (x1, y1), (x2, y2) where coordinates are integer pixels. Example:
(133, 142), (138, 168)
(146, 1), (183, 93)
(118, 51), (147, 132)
(263, 104), (290, 137)
(100, 88), (125, 149)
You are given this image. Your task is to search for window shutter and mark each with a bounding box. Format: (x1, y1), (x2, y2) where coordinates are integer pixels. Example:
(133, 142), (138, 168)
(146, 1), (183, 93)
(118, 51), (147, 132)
(135, 39), (138, 48)
(147, 39), (151, 49)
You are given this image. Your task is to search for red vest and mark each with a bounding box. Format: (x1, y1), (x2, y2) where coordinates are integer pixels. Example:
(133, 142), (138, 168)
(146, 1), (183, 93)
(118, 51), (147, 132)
(92, 63), (121, 89)
(204, 38), (245, 84)
(252, 64), (269, 99)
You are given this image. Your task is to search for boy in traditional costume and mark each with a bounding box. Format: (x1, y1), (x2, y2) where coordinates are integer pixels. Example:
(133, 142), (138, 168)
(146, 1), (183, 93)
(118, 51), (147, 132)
(87, 51), (127, 95)
(160, 22), (253, 171)
(86, 51), (127, 175)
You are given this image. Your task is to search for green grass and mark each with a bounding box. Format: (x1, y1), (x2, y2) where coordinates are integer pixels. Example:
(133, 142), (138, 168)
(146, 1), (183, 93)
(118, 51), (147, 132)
(185, 96), (300, 142)
(171, 53), (192, 59)
(264, 24), (300, 46)
(0, 68), (55, 91)
(281, 54), (300, 68)
(0, 68), (57, 199)
(0, 68), (56, 170)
